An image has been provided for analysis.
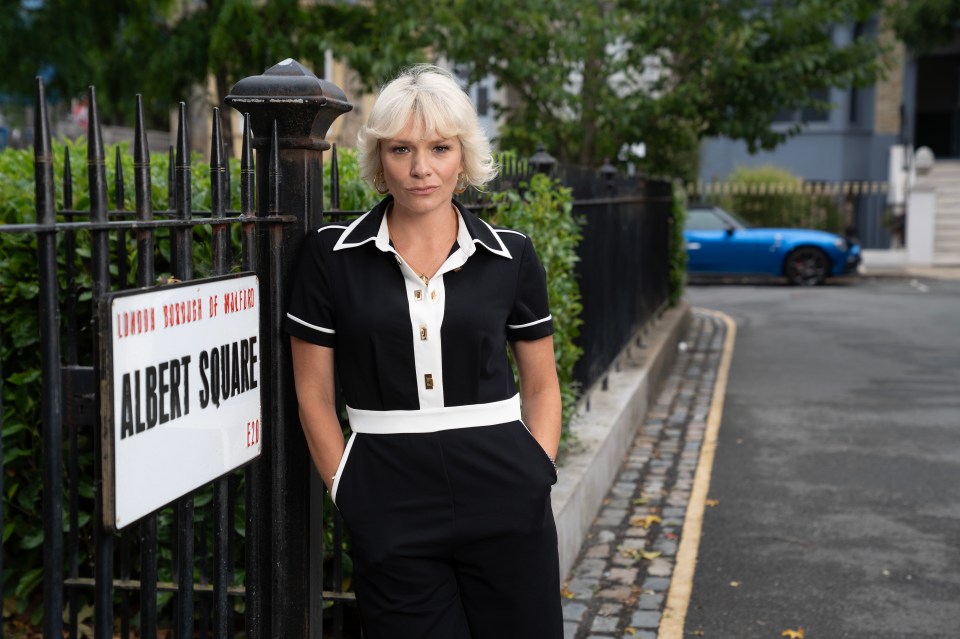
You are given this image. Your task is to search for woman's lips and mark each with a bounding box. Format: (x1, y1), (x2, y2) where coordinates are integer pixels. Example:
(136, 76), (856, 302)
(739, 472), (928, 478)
(407, 186), (438, 195)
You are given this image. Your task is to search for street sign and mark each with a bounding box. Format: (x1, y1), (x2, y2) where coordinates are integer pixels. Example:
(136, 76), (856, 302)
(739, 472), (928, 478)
(100, 273), (262, 529)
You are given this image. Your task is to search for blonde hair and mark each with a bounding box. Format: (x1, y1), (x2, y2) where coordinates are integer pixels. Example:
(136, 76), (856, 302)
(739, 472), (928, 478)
(357, 64), (498, 190)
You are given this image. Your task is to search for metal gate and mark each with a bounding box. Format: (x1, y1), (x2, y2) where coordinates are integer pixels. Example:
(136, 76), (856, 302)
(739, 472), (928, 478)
(0, 60), (358, 639)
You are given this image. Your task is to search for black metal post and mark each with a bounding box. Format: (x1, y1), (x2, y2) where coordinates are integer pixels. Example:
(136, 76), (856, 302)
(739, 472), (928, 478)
(210, 108), (231, 639)
(238, 113), (263, 639)
(62, 147), (82, 639)
(225, 59), (351, 639)
(133, 94), (159, 639)
(172, 101), (196, 639)
(36, 76), (64, 639)
(88, 84), (114, 639)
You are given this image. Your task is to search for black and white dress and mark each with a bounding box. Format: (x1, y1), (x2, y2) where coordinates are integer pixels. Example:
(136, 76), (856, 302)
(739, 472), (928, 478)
(285, 195), (563, 639)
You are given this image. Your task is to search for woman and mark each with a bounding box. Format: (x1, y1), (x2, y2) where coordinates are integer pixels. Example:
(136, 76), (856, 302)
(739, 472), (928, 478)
(285, 64), (563, 638)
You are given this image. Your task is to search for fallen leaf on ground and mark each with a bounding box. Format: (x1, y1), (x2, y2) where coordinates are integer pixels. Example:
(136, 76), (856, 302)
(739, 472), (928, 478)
(630, 514), (662, 528)
(619, 546), (660, 562)
(729, 581), (740, 587)
(705, 499), (720, 507)
(633, 495), (651, 505)
(624, 628), (637, 636)
(559, 586), (574, 599)
(688, 630), (705, 637)
(782, 628), (805, 639)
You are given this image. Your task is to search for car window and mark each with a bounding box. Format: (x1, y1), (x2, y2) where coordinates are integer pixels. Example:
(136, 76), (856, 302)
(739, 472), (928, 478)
(686, 209), (728, 231)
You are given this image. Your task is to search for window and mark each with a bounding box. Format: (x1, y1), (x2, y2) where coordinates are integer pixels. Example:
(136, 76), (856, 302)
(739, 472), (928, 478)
(477, 86), (489, 117)
(802, 87), (830, 123)
(772, 88), (832, 124)
(685, 209), (728, 231)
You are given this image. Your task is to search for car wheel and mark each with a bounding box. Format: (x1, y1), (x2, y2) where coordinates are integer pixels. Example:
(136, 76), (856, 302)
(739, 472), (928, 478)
(785, 246), (830, 286)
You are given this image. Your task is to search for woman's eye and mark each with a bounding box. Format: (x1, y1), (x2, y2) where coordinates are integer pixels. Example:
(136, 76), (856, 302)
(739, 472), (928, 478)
(390, 145), (409, 154)
(434, 145), (450, 153)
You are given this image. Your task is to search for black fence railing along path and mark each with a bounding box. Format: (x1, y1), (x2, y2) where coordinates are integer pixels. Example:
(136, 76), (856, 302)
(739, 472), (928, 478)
(0, 59), (674, 639)
(0, 59), (356, 639)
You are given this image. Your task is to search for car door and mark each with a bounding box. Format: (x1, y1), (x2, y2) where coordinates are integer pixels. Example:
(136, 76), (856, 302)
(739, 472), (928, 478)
(686, 209), (781, 274)
(685, 209), (739, 273)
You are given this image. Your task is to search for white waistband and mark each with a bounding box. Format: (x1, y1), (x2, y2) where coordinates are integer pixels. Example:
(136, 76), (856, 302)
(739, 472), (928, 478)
(346, 394), (521, 434)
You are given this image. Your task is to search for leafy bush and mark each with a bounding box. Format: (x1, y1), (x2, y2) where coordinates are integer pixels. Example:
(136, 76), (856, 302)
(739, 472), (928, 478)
(702, 165), (846, 233)
(669, 182), (688, 306)
(489, 173), (583, 432)
(1, 139), (244, 624)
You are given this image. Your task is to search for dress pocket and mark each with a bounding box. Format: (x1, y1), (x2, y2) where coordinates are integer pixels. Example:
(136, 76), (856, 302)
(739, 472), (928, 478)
(518, 421), (558, 483)
(331, 432), (358, 508)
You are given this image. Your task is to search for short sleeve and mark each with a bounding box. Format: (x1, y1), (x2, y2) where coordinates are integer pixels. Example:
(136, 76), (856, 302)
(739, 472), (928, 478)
(506, 235), (554, 341)
(285, 230), (336, 348)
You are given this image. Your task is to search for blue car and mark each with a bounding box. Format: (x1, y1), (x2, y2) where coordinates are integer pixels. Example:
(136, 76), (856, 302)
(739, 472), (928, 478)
(684, 205), (861, 286)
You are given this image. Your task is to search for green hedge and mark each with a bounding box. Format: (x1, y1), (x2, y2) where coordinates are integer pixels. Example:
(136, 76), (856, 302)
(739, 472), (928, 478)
(488, 173), (583, 432)
(1, 140), (245, 624)
(669, 181), (688, 306)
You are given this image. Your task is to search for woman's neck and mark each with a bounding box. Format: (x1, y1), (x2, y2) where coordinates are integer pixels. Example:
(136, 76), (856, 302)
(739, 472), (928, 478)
(387, 202), (460, 281)
(387, 202), (458, 249)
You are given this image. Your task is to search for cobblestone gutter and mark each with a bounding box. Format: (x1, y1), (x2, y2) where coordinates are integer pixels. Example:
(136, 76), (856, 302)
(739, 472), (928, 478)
(561, 309), (734, 639)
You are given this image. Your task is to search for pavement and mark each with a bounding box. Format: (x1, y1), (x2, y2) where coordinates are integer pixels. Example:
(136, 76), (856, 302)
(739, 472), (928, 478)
(559, 262), (958, 639)
(858, 249), (960, 281)
(561, 309), (734, 639)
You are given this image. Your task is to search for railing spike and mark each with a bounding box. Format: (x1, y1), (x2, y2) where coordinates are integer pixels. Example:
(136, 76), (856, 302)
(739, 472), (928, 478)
(240, 113), (255, 215)
(134, 94), (155, 291)
(63, 148), (73, 210)
(115, 147), (125, 209)
(34, 79), (53, 186)
(211, 107), (225, 173)
(239, 113), (256, 273)
(268, 120), (281, 216)
(176, 102), (189, 171)
(330, 143), (340, 211)
(167, 145), (175, 210)
(172, 101), (193, 280)
(134, 95), (149, 168)
(211, 107), (229, 275)
(87, 87), (106, 186)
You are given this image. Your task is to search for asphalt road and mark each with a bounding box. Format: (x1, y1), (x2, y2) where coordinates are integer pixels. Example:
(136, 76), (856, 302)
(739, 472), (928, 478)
(683, 276), (960, 639)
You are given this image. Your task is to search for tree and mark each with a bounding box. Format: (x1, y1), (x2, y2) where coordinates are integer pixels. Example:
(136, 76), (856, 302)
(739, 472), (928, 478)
(2, 0), (891, 178)
(0, 0), (176, 125)
(328, 0), (890, 178)
(0, 2), (351, 138)
(887, 0), (960, 53)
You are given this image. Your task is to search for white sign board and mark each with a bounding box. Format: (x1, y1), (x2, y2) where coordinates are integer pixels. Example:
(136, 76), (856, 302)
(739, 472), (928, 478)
(101, 273), (261, 529)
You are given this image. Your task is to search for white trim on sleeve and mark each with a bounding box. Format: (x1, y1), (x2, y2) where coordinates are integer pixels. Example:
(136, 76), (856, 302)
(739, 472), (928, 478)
(286, 312), (335, 334)
(507, 314), (553, 330)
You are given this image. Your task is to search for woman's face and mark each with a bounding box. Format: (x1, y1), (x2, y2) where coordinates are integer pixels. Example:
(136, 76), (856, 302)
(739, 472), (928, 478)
(379, 117), (464, 219)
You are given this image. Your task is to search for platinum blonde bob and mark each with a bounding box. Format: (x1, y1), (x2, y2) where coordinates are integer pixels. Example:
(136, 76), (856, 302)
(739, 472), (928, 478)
(357, 64), (498, 191)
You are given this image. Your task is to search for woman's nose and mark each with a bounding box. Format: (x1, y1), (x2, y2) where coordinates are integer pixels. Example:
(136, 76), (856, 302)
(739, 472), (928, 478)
(410, 153), (431, 177)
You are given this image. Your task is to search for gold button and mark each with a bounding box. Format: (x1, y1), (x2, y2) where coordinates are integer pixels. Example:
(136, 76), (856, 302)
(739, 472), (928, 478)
(424, 374), (434, 390)
(430, 290), (438, 301)
(419, 325), (428, 340)
(414, 290), (423, 301)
